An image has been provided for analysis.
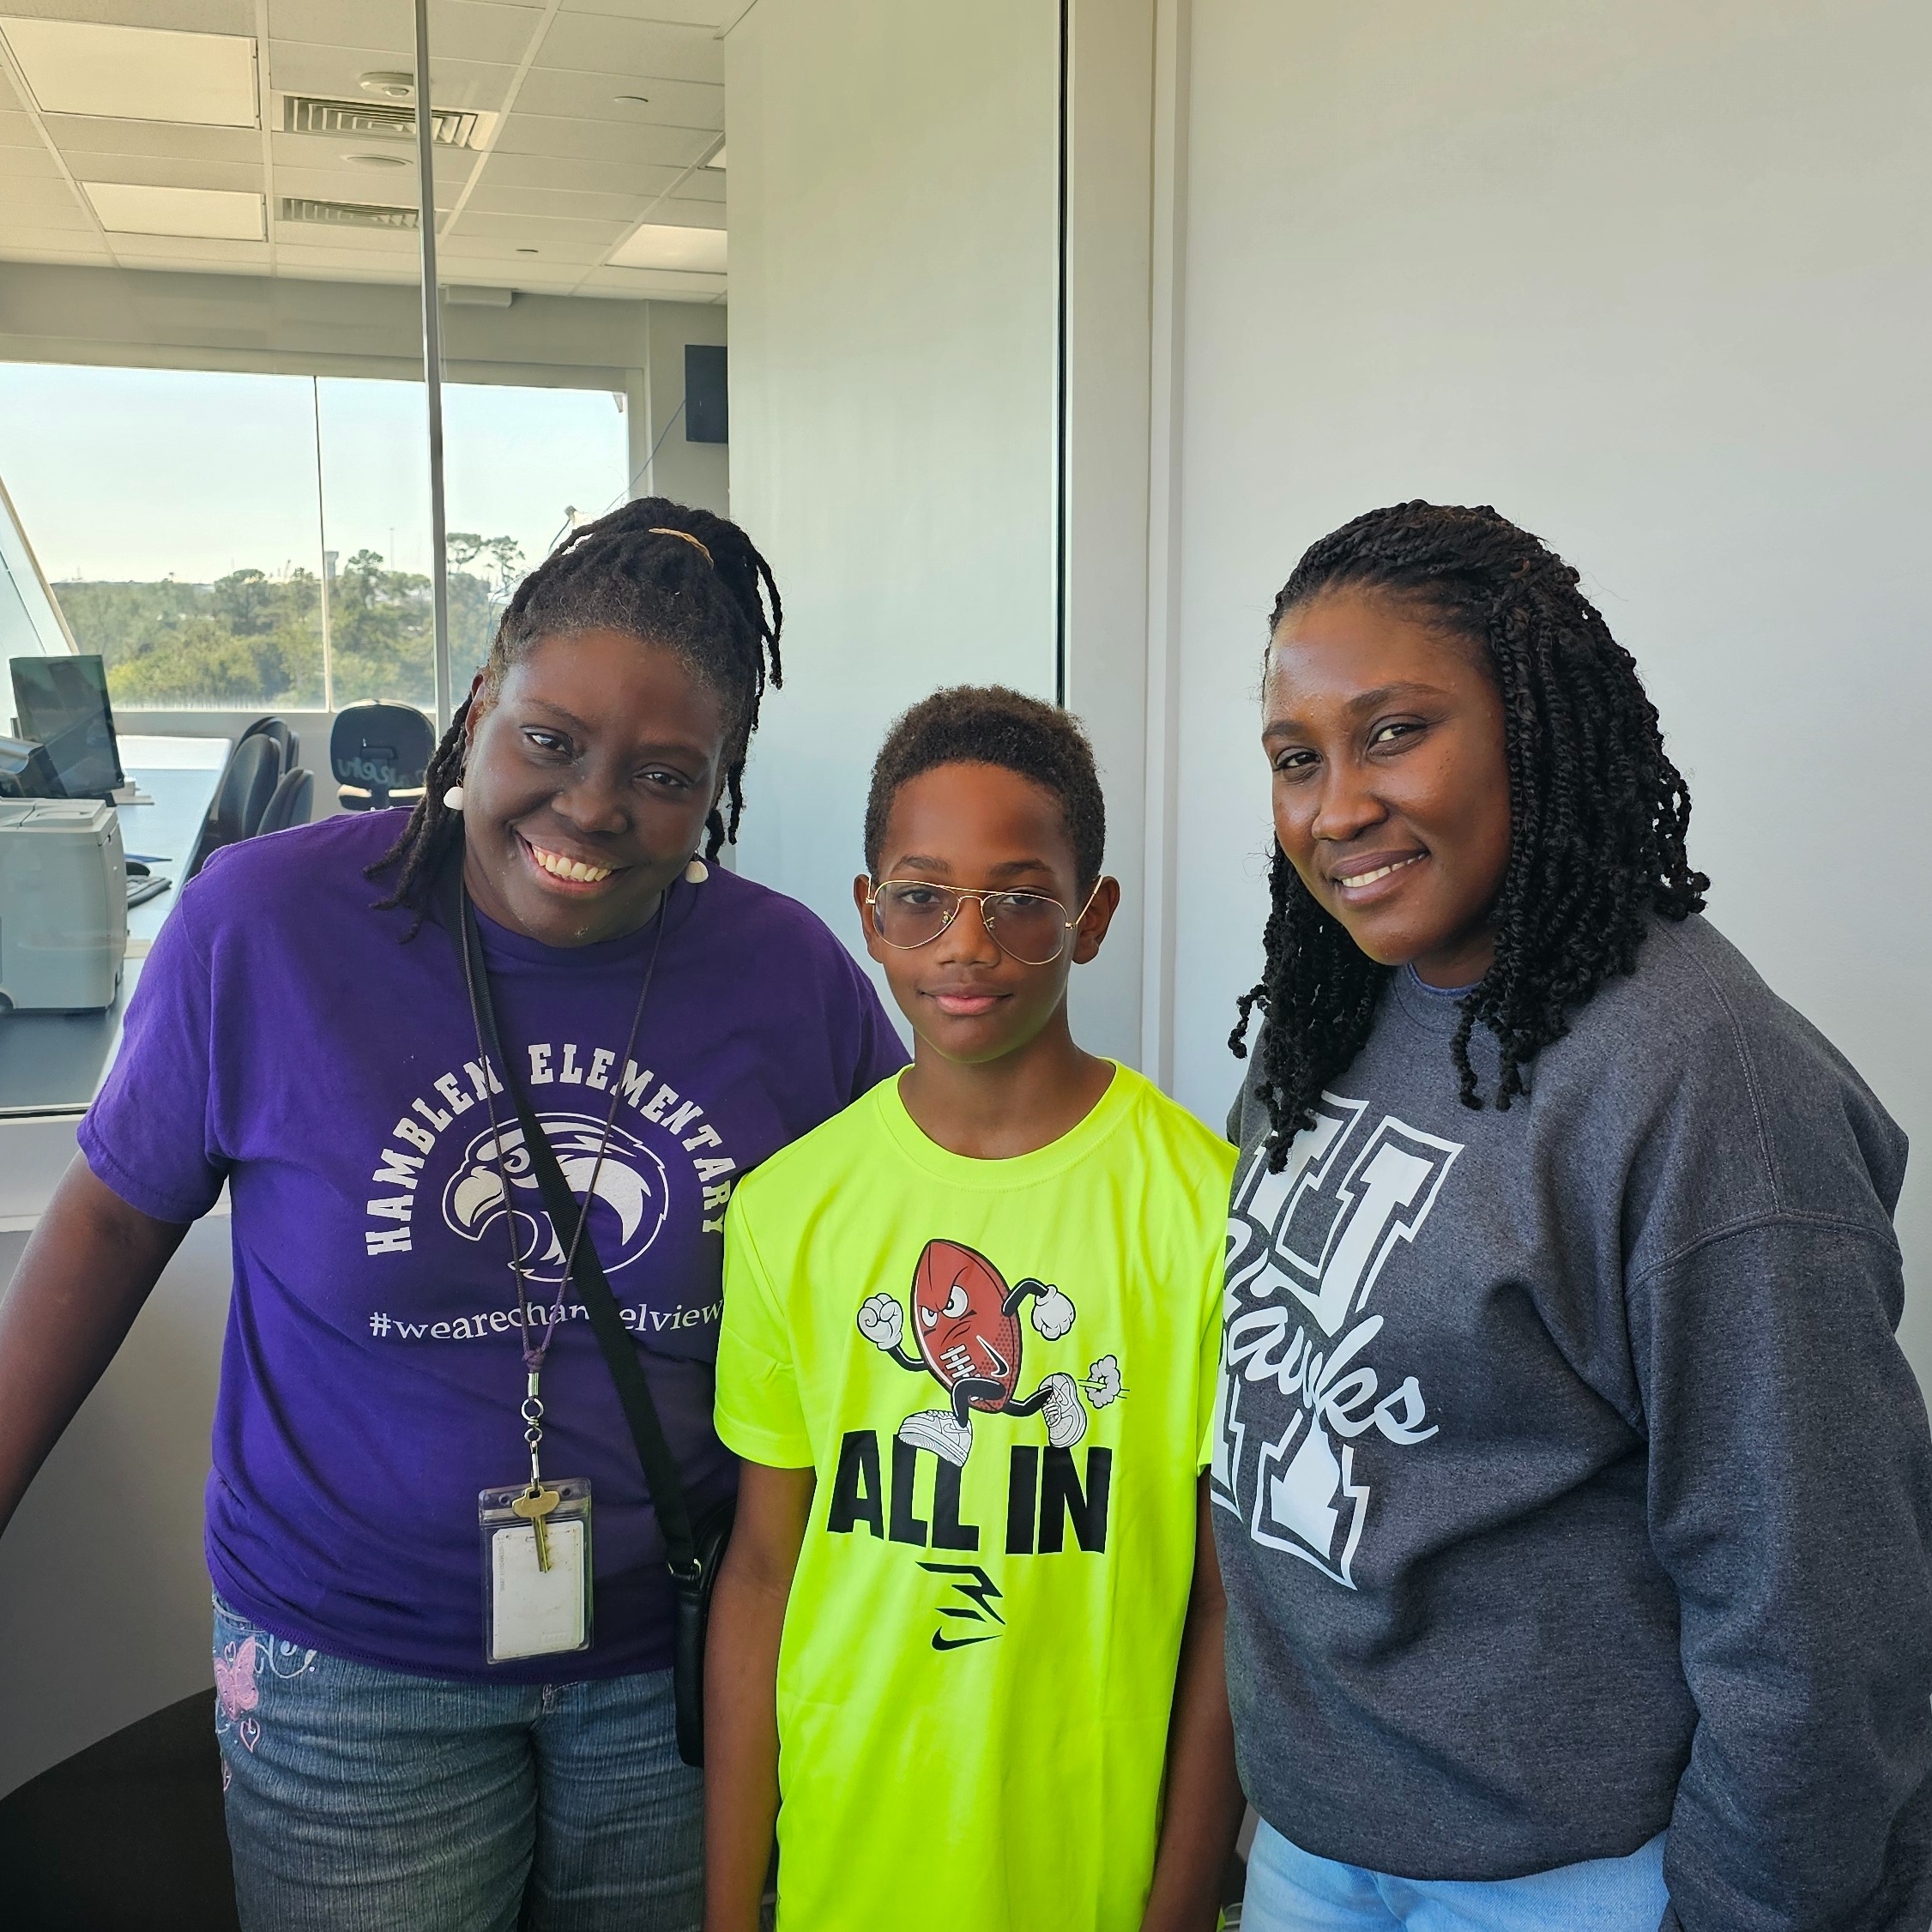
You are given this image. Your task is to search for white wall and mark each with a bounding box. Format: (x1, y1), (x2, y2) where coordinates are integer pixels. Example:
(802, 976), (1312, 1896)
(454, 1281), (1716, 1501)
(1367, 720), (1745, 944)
(637, 299), (729, 520)
(723, 0), (1060, 986)
(1165, 0), (1932, 1385)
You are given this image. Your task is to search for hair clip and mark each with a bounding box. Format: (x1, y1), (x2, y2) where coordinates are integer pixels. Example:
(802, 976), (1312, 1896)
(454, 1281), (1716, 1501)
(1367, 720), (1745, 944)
(649, 528), (714, 568)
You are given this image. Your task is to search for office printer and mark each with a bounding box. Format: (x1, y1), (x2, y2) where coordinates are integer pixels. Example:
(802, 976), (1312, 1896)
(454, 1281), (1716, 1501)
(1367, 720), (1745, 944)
(0, 799), (127, 1013)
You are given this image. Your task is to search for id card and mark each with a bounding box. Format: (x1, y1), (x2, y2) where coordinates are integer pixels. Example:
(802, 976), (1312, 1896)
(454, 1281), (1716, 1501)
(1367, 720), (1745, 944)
(479, 1477), (593, 1663)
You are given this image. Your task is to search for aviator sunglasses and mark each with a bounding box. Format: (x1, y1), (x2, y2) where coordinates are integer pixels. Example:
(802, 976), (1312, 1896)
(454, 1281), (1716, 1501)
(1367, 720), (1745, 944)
(865, 878), (1103, 967)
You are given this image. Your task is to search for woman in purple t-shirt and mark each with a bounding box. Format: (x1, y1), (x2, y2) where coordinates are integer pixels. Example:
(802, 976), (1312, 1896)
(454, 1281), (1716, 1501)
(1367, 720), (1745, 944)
(0, 499), (906, 1931)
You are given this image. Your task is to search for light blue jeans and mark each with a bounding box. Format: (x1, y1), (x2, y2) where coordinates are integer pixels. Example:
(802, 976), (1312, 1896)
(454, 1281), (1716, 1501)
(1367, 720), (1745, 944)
(212, 1596), (702, 1932)
(1243, 1817), (1669, 1931)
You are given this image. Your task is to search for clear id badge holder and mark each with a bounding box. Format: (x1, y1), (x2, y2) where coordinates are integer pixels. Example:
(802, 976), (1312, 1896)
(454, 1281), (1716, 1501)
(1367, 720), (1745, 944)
(479, 1478), (594, 1664)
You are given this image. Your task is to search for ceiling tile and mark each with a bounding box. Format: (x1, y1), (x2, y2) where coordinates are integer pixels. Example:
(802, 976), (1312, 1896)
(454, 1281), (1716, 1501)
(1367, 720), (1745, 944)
(620, 193), (723, 230)
(271, 239), (414, 261)
(275, 0), (543, 69)
(0, 2), (251, 33)
(450, 207), (629, 239)
(667, 166), (721, 203)
(265, 0), (408, 58)
(59, 150), (265, 193)
(563, 1), (734, 27)
(0, 177), (91, 225)
(461, 180), (673, 224)
(0, 242), (112, 265)
(106, 233), (272, 264)
(264, 43), (517, 117)
(438, 243), (608, 271)
(606, 214), (720, 270)
(537, 13), (721, 86)
(270, 224), (419, 254)
(492, 111), (710, 166)
(0, 18), (260, 127)
(0, 112), (60, 158)
(439, 236), (615, 268)
(268, 128), (480, 184)
(271, 247), (414, 275)
(575, 262), (724, 299)
(512, 66), (720, 127)
(44, 115), (260, 163)
(477, 149), (682, 196)
(273, 154), (417, 187)
(83, 179), (265, 238)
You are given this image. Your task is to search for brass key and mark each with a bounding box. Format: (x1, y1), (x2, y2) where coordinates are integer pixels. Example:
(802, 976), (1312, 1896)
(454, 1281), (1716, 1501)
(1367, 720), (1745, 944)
(511, 1484), (563, 1572)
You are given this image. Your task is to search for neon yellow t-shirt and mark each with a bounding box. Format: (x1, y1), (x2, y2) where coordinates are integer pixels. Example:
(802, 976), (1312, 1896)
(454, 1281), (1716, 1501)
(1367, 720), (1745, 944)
(716, 1064), (1234, 1932)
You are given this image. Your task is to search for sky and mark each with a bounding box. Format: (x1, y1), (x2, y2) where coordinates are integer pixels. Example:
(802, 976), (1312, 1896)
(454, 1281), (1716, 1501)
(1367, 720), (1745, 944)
(0, 362), (630, 587)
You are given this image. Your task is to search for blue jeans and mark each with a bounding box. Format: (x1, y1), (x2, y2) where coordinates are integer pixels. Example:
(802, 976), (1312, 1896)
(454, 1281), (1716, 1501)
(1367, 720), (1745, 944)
(1243, 1817), (1669, 1931)
(213, 1597), (702, 1932)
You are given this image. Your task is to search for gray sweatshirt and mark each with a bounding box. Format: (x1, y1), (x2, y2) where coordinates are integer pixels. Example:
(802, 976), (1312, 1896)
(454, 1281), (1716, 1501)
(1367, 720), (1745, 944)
(1214, 913), (1932, 1929)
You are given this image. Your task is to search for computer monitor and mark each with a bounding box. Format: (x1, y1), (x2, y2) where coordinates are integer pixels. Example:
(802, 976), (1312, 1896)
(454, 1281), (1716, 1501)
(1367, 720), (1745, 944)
(9, 654), (125, 800)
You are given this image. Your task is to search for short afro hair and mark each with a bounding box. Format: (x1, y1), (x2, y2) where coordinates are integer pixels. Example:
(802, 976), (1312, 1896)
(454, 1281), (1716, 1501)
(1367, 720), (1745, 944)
(864, 685), (1106, 891)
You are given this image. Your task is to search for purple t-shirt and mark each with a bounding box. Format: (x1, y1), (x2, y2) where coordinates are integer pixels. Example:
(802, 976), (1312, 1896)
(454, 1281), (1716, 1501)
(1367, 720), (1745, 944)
(81, 810), (906, 1681)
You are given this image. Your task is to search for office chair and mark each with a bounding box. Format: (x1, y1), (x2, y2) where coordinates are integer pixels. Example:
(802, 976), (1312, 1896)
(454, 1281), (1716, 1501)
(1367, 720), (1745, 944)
(236, 715), (299, 774)
(330, 702), (434, 812)
(183, 734), (282, 881)
(256, 766), (313, 835)
(0, 1688), (238, 1930)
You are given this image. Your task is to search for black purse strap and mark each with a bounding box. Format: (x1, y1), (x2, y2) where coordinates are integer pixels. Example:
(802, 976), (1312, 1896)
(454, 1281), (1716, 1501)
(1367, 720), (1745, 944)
(436, 858), (700, 1583)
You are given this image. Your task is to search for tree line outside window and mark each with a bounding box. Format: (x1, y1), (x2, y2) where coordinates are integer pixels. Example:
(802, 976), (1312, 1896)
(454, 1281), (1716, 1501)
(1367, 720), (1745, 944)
(54, 533), (524, 712)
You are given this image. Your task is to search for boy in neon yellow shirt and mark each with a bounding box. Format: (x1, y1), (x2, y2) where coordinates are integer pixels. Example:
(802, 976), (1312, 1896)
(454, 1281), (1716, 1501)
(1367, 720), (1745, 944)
(706, 687), (1242, 1932)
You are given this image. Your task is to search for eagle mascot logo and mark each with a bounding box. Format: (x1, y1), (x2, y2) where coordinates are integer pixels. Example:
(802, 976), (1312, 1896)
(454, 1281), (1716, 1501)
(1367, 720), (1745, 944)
(441, 1114), (670, 1283)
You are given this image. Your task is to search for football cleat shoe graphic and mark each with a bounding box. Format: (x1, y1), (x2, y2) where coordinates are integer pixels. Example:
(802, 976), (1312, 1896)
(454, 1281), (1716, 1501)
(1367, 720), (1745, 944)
(1039, 1372), (1087, 1449)
(899, 1408), (975, 1467)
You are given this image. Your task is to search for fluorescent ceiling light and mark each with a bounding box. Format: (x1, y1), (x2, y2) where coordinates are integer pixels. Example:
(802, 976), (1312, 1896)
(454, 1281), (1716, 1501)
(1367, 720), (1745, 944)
(84, 182), (265, 241)
(0, 18), (257, 127)
(607, 223), (727, 274)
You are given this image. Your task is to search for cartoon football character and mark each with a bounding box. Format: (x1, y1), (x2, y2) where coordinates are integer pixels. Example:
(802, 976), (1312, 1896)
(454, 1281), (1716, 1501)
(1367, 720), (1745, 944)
(857, 1238), (1097, 1467)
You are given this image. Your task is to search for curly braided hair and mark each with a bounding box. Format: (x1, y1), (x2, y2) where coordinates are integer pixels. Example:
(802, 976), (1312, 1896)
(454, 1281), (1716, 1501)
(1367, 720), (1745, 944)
(1230, 501), (1706, 1169)
(367, 496), (782, 921)
(863, 685), (1107, 891)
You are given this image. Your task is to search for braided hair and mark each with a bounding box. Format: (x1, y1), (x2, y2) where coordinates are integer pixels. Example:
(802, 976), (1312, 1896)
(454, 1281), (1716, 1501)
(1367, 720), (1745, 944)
(368, 497), (782, 921)
(1230, 500), (1707, 1168)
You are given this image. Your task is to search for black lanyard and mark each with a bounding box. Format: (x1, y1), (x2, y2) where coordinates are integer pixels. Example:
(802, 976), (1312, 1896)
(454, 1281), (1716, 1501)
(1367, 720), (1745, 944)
(435, 851), (701, 1584)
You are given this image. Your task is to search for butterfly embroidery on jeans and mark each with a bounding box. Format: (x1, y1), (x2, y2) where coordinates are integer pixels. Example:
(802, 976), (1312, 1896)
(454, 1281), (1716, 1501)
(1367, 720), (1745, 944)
(215, 1636), (263, 1752)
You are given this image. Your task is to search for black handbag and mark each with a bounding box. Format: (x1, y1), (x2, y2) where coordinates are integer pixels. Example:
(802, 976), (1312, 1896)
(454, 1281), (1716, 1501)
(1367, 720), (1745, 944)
(442, 861), (733, 1767)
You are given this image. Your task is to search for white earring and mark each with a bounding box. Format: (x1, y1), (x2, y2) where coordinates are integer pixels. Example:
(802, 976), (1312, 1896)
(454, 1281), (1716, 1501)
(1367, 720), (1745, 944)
(442, 784), (465, 811)
(684, 855), (709, 884)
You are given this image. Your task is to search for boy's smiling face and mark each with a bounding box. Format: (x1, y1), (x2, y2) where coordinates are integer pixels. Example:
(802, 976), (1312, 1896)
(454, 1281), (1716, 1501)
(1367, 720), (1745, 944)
(854, 760), (1117, 1066)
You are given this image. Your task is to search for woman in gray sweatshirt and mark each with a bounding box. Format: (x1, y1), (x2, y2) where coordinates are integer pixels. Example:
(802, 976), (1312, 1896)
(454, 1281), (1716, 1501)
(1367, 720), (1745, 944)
(1215, 500), (1932, 1931)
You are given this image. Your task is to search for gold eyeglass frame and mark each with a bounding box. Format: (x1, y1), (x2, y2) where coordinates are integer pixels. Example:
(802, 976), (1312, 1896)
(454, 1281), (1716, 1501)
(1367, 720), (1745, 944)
(864, 877), (1106, 967)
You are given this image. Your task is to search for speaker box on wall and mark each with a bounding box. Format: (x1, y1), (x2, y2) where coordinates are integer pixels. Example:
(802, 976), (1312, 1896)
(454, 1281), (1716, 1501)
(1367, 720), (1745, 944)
(685, 343), (728, 444)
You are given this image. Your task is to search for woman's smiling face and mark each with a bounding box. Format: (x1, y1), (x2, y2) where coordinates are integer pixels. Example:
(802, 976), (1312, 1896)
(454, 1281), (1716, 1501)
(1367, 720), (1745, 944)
(460, 627), (728, 948)
(1264, 586), (1512, 988)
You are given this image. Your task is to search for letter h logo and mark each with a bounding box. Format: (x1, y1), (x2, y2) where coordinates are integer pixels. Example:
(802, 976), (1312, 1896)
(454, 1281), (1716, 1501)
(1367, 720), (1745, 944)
(1216, 1099), (1460, 1589)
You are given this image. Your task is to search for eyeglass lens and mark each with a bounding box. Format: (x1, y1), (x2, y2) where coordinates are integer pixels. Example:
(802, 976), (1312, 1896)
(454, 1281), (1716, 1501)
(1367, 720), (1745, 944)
(872, 883), (1071, 964)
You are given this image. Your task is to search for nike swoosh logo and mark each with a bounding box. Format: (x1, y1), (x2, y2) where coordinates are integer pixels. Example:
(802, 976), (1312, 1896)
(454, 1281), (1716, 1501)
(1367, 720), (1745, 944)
(931, 1630), (999, 1651)
(980, 1341), (1009, 1377)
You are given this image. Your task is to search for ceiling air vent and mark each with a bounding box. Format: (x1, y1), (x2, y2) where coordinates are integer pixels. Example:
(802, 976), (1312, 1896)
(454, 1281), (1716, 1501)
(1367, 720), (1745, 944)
(281, 94), (496, 148)
(279, 196), (419, 230)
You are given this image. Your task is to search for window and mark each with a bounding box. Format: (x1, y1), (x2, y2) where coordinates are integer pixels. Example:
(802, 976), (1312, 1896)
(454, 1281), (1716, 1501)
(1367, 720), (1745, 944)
(0, 364), (627, 714)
